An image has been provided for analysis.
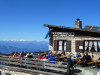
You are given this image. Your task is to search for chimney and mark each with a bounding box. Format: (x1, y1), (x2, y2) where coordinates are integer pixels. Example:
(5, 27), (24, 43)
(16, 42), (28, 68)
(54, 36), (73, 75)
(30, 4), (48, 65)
(74, 18), (82, 29)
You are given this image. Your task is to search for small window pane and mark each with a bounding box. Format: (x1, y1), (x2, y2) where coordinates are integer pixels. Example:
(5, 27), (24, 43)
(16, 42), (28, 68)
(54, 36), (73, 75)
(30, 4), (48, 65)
(59, 41), (62, 45)
(64, 41), (67, 45)
(94, 41), (97, 46)
(64, 46), (66, 51)
(85, 41), (88, 46)
(59, 46), (62, 50)
(89, 41), (93, 46)
(98, 41), (100, 48)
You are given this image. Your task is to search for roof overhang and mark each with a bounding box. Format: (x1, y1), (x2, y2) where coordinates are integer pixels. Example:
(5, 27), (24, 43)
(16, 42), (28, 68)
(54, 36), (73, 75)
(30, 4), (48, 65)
(44, 24), (100, 34)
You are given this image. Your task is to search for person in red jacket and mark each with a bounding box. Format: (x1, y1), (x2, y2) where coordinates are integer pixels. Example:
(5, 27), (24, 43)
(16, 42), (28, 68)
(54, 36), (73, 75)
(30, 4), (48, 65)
(10, 51), (15, 56)
(37, 54), (42, 60)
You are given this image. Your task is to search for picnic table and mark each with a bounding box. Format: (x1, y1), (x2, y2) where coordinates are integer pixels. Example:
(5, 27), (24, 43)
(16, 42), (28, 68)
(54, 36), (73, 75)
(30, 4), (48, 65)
(91, 59), (99, 68)
(55, 56), (66, 61)
(73, 58), (79, 60)
(55, 56), (66, 59)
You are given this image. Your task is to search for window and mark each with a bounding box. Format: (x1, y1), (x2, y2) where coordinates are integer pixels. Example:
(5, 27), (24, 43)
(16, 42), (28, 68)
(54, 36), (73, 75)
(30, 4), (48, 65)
(89, 41), (93, 52)
(59, 41), (62, 50)
(94, 41), (97, 52)
(84, 40), (100, 52)
(85, 41), (88, 51)
(64, 41), (67, 51)
(98, 41), (100, 52)
(58, 40), (67, 51)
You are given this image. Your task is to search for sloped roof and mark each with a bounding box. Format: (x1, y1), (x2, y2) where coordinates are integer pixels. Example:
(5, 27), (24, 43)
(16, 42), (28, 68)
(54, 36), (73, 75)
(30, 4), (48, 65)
(44, 24), (100, 34)
(84, 25), (100, 31)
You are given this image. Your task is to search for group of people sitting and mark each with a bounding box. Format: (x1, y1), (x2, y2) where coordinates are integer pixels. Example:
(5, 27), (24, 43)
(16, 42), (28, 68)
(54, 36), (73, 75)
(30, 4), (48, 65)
(10, 51), (55, 61)
(10, 51), (34, 59)
(9, 51), (95, 67)
(9, 51), (68, 62)
(80, 52), (92, 67)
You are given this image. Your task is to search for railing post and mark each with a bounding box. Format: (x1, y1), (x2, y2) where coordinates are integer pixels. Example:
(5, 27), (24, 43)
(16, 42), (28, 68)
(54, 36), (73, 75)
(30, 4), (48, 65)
(43, 61), (45, 71)
(9, 56), (10, 65)
(25, 58), (26, 65)
(67, 62), (69, 74)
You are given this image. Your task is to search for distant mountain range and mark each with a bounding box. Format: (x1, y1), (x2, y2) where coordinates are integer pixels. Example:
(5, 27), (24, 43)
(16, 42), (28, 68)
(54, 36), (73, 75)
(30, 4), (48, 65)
(0, 40), (48, 54)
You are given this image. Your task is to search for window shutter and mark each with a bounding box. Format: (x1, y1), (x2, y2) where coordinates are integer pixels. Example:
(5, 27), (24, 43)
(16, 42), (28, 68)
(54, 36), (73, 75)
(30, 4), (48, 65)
(76, 41), (84, 53)
(66, 41), (71, 52)
(54, 40), (58, 51)
(76, 41), (79, 52)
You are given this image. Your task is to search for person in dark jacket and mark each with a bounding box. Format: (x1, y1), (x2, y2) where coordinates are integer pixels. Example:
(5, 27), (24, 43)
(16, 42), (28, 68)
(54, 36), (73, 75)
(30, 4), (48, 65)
(82, 52), (91, 67)
(27, 53), (34, 58)
(81, 53), (86, 67)
(85, 52), (91, 62)
(67, 55), (74, 68)
(67, 55), (74, 74)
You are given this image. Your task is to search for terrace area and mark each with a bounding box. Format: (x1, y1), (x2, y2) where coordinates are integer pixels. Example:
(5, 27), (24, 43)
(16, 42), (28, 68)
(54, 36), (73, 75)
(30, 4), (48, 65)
(0, 51), (100, 75)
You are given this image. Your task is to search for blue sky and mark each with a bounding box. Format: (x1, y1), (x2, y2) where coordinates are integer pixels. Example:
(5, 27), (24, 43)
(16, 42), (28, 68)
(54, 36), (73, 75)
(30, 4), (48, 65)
(0, 0), (100, 41)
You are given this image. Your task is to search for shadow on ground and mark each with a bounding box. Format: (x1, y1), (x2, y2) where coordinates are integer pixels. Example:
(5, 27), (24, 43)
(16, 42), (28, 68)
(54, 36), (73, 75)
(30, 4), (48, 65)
(68, 69), (82, 75)
(74, 69), (82, 73)
(64, 69), (82, 75)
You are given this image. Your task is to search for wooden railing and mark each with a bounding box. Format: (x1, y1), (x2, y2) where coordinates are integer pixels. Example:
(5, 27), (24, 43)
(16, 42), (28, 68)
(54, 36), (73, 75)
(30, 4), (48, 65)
(0, 55), (69, 74)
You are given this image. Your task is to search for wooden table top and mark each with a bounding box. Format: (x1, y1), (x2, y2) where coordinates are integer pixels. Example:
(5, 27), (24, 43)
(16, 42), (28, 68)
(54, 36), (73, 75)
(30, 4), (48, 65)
(73, 58), (79, 60)
(92, 60), (98, 62)
(55, 56), (66, 59)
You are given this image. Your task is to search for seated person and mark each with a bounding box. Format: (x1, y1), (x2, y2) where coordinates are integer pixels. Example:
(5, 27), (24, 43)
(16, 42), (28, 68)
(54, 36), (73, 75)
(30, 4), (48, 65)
(27, 53), (34, 58)
(37, 54), (42, 60)
(55, 51), (58, 56)
(85, 52), (91, 62)
(81, 52), (91, 67)
(49, 54), (55, 64)
(18, 53), (23, 60)
(13, 51), (19, 57)
(81, 53), (86, 67)
(76, 52), (81, 58)
(25, 53), (29, 58)
(61, 51), (66, 57)
(81, 53), (86, 61)
(76, 52), (78, 58)
(42, 54), (47, 59)
(10, 51), (15, 56)
(48, 51), (51, 58)
(69, 52), (73, 57)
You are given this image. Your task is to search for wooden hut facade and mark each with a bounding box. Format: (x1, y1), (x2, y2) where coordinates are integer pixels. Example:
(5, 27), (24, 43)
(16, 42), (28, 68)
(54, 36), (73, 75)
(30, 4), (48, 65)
(44, 19), (100, 58)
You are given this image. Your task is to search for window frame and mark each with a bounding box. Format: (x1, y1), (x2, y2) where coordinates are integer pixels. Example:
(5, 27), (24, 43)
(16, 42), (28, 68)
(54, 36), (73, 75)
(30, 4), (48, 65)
(58, 40), (67, 51)
(84, 40), (100, 52)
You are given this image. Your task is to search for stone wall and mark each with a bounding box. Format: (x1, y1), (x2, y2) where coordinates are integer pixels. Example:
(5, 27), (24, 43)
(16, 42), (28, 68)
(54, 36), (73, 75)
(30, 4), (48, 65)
(49, 36), (100, 59)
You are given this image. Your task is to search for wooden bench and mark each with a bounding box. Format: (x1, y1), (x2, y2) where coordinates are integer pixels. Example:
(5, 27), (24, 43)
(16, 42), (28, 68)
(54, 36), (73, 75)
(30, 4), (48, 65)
(87, 62), (94, 67)
(77, 61), (83, 64)
(97, 64), (100, 68)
